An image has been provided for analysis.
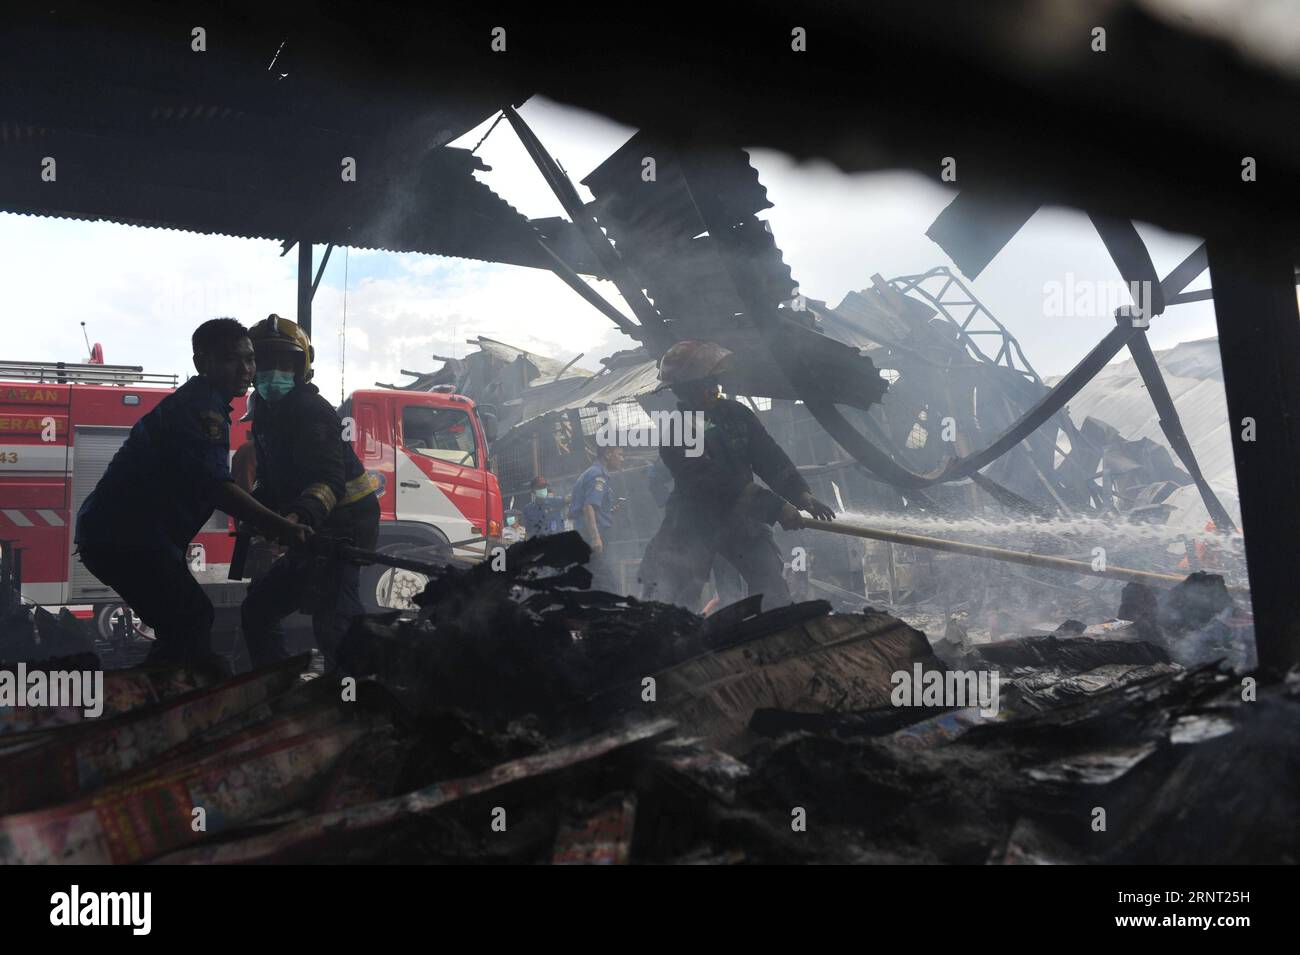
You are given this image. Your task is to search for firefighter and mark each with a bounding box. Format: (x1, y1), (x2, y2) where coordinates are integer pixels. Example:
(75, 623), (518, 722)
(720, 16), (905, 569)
(569, 445), (625, 592)
(645, 458), (743, 611)
(239, 315), (380, 670)
(522, 476), (564, 538)
(639, 340), (836, 610)
(75, 318), (310, 668)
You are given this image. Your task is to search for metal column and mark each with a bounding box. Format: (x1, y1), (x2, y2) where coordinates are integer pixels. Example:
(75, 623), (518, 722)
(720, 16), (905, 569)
(297, 240), (313, 337)
(1206, 240), (1300, 675)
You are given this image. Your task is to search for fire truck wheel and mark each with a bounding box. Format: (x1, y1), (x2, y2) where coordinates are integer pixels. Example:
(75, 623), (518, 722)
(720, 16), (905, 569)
(361, 542), (451, 614)
(93, 602), (156, 643)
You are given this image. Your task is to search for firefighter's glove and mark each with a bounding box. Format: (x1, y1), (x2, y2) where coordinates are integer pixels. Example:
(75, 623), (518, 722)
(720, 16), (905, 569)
(270, 512), (313, 550)
(799, 492), (836, 522)
(777, 502), (803, 531)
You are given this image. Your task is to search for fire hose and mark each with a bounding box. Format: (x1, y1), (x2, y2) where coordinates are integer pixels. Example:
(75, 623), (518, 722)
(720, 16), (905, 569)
(229, 531), (458, 582)
(796, 517), (1228, 590)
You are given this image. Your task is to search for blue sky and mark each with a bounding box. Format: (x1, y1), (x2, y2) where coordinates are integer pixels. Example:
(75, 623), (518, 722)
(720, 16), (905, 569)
(0, 96), (1224, 403)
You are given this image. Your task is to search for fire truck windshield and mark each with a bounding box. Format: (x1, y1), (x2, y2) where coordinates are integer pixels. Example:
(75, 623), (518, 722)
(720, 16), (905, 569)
(402, 406), (477, 468)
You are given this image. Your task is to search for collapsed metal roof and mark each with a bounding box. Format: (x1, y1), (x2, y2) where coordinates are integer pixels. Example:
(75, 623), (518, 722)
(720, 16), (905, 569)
(0, 12), (600, 273)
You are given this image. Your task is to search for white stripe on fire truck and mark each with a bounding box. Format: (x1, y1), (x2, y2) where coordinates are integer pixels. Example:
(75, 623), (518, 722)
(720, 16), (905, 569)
(2, 509), (67, 527)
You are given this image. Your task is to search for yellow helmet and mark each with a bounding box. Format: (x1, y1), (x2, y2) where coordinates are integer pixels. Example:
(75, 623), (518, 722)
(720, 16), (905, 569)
(657, 340), (733, 386)
(249, 314), (314, 381)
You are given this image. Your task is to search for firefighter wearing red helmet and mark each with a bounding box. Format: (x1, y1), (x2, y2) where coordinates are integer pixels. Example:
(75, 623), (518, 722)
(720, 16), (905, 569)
(240, 314), (380, 671)
(639, 340), (835, 610)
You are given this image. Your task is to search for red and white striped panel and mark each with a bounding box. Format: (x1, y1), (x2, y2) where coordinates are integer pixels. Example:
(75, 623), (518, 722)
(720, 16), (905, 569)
(0, 508), (66, 528)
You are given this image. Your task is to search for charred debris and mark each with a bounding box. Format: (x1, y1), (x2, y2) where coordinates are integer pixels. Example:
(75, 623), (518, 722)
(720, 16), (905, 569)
(0, 532), (1293, 865)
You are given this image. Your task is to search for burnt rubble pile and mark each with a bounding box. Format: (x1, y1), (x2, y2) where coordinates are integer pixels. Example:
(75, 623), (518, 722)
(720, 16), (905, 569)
(0, 605), (98, 666)
(0, 533), (1295, 864)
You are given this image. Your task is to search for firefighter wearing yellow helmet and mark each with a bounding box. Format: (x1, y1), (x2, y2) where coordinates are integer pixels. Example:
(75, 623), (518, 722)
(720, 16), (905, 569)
(248, 313), (315, 391)
(241, 314), (379, 671)
(639, 340), (836, 610)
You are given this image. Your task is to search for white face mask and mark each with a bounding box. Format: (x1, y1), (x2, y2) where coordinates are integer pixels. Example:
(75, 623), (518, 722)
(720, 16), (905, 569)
(535, 488), (549, 499)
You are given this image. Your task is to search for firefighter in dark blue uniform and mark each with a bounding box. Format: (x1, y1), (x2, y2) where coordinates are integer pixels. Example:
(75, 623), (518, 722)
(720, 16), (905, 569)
(75, 319), (311, 667)
(644, 458), (744, 610)
(240, 315), (380, 670)
(569, 445), (624, 592)
(639, 340), (836, 610)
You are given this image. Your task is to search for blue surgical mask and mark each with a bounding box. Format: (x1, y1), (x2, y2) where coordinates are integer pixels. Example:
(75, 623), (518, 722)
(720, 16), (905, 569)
(506, 515), (517, 526)
(255, 370), (296, 403)
(535, 488), (549, 499)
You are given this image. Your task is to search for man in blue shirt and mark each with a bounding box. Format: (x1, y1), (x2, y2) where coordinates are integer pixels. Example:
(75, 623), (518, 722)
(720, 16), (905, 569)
(569, 445), (624, 592)
(76, 318), (310, 668)
(522, 476), (564, 538)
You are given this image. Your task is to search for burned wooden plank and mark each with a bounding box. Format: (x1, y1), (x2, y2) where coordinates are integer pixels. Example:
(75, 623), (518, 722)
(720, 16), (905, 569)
(649, 736), (751, 804)
(156, 718), (675, 864)
(647, 610), (941, 752)
(0, 656), (307, 814)
(0, 722), (367, 864)
(97, 702), (356, 795)
(0, 665), (212, 739)
(968, 635), (1170, 670)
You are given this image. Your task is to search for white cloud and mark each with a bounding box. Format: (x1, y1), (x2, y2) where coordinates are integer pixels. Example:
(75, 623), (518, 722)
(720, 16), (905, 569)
(308, 259), (637, 402)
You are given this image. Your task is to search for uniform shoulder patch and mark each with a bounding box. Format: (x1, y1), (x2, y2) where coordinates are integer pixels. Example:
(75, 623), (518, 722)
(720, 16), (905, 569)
(593, 477), (607, 493)
(198, 409), (227, 443)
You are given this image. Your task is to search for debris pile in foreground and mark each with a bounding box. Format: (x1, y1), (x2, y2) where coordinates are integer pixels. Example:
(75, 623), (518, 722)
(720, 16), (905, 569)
(1, 534), (1295, 864)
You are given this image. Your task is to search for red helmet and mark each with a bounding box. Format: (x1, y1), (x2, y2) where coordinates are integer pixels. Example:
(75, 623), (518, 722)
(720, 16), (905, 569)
(657, 340), (733, 386)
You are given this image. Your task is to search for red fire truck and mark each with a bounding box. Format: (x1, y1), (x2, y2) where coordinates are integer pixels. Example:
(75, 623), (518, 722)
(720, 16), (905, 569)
(0, 355), (503, 639)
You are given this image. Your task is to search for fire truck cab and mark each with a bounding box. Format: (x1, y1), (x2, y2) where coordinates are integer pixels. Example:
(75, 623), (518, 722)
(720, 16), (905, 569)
(0, 358), (503, 639)
(315, 386), (502, 606)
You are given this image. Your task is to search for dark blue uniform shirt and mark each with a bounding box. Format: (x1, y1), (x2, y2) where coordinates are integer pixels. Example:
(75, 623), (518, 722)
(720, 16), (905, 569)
(522, 497), (565, 537)
(76, 376), (233, 557)
(569, 463), (615, 531)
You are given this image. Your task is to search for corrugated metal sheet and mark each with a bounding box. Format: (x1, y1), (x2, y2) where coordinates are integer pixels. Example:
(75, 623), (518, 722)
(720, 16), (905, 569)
(1049, 337), (1241, 527)
(0, 144), (589, 271)
(473, 337), (594, 383)
(516, 360), (662, 426)
(0, 31), (604, 274)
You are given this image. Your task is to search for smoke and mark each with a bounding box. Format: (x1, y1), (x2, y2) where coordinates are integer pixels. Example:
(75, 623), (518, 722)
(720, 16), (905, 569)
(822, 509), (1253, 668)
(833, 508), (1248, 584)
